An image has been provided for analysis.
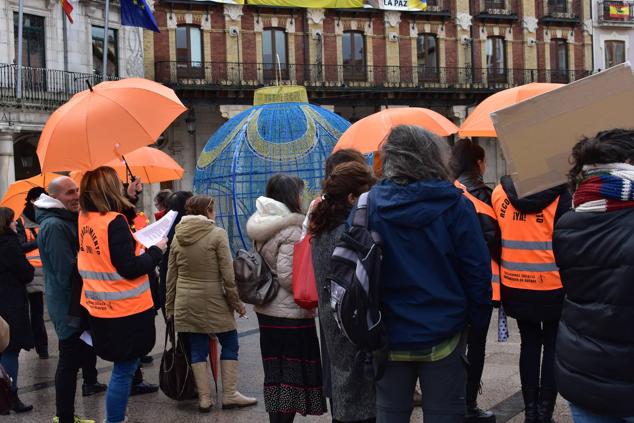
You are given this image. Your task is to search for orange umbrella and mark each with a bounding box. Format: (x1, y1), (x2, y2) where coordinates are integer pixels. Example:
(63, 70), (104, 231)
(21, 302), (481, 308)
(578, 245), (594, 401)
(105, 147), (184, 184)
(37, 78), (186, 173)
(458, 83), (563, 138)
(0, 173), (63, 217)
(334, 107), (459, 154)
(71, 147), (184, 185)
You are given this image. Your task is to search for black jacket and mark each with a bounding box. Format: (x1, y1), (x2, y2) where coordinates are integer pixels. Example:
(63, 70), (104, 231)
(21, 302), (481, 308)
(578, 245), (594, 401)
(87, 214), (163, 362)
(553, 206), (634, 417)
(0, 232), (34, 352)
(499, 176), (570, 322)
(459, 172), (501, 264)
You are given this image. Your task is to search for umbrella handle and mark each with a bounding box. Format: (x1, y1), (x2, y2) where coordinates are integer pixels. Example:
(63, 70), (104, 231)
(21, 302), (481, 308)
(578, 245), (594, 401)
(121, 155), (136, 185)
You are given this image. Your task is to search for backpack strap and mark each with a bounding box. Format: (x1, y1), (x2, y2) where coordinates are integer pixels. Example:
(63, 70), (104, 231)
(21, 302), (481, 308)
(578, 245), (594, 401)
(352, 192), (370, 228)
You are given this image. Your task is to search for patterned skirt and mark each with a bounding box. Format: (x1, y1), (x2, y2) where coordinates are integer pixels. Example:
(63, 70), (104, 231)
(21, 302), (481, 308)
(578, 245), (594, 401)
(257, 313), (327, 416)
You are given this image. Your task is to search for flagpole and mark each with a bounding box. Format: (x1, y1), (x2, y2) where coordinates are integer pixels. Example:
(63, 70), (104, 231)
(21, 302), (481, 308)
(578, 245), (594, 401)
(16, 0), (24, 99)
(62, 6), (68, 72)
(102, 0), (110, 79)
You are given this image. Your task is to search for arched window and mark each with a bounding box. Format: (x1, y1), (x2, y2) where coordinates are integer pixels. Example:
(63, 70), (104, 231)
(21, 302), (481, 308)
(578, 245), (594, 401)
(417, 33), (438, 82)
(342, 31), (366, 81)
(486, 36), (506, 83)
(605, 40), (626, 68)
(551, 39), (568, 83)
(176, 25), (203, 78)
(263, 28), (288, 80)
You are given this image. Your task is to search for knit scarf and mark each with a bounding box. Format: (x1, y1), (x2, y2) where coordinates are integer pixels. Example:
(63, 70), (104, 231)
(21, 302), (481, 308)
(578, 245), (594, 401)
(573, 163), (634, 212)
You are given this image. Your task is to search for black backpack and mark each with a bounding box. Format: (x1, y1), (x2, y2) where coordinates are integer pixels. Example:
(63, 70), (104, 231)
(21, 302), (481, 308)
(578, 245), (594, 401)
(327, 192), (388, 379)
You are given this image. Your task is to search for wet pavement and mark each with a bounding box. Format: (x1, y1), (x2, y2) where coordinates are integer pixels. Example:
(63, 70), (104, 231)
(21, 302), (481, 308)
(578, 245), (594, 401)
(3, 306), (574, 423)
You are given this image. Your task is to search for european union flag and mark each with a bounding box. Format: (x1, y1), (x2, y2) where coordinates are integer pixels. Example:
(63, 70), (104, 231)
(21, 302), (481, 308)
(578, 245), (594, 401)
(121, 0), (159, 32)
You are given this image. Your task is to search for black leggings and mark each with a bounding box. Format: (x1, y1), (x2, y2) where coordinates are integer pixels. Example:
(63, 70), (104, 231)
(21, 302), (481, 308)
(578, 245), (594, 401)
(516, 319), (558, 390)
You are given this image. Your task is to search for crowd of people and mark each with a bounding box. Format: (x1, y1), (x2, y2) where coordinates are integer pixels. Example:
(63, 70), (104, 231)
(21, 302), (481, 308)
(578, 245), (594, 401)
(0, 125), (632, 423)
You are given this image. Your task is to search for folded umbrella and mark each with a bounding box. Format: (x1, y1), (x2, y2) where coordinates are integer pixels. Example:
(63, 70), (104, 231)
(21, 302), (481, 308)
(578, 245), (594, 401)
(37, 78), (186, 173)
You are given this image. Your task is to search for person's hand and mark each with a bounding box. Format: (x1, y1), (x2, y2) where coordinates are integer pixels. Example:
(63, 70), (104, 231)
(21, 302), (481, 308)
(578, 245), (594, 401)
(154, 238), (168, 253)
(238, 303), (247, 318)
(127, 178), (143, 199)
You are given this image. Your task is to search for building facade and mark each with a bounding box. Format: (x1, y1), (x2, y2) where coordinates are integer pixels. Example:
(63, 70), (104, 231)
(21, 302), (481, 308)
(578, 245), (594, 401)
(146, 0), (593, 188)
(0, 0), (145, 198)
(591, 0), (634, 72)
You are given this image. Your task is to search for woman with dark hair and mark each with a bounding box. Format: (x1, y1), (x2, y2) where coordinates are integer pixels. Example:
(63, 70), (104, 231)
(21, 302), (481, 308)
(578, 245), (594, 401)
(77, 166), (166, 423)
(368, 125), (492, 423)
(16, 186), (49, 359)
(153, 189), (172, 221)
(450, 139), (499, 423)
(553, 129), (634, 423)
(309, 162), (377, 423)
(158, 191), (193, 317)
(246, 174), (327, 423)
(0, 206), (35, 414)
(167, 195), (255, 412)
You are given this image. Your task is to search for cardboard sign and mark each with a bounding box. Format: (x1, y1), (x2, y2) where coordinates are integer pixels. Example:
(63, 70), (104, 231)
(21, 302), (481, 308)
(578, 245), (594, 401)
(491, 62), (634, 198)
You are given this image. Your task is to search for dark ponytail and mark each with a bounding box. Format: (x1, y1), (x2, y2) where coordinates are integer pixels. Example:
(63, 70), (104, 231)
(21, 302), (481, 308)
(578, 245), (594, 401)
(309, 162), (376, 236)
(449, 139), (485, 179)
(569, 129), (634, 191)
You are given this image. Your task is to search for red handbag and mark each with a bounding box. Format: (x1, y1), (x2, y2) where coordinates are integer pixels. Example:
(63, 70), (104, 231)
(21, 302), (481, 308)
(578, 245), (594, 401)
(292, 234), (319, 309)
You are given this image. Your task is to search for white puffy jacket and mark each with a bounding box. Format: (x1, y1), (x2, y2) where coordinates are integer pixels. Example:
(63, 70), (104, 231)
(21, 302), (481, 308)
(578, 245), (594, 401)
(246, 196), (314, 319)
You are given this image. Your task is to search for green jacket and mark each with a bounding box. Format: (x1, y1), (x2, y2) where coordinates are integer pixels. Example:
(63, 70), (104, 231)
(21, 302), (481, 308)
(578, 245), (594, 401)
(35, 195), (79, 341)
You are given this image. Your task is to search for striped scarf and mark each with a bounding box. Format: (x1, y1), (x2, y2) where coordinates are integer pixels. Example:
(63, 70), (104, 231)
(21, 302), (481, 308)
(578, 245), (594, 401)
(573, 163), (634, 212)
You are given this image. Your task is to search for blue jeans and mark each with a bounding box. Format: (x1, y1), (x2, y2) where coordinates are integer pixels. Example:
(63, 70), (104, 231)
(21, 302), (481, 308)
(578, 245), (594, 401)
(106, 358), (140, 423)
(0, 350), (19, 391)
(187, 330), (239, 363)
(570, 403), (634, 423)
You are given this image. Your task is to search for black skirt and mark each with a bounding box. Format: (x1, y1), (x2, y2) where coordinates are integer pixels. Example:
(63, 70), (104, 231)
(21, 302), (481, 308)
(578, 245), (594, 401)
(257, 313), (327, 416)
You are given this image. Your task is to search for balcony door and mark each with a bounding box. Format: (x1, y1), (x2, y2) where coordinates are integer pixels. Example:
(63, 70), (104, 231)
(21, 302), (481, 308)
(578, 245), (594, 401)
(605, 40), (626, 68)
(176, 26), (203, 79)
(343, 31), (366, 81)
(13, 13), (46, 90)
(263, 28), (288, 81)
(551, 39), (568, 83)
(417, 34), (439, 82)
(547, 0), (567, 14)
(486, 37), (507, 83)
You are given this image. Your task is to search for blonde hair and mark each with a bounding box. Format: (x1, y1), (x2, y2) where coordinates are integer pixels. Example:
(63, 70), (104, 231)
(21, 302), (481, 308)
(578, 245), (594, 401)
(79, 166), (133, 214)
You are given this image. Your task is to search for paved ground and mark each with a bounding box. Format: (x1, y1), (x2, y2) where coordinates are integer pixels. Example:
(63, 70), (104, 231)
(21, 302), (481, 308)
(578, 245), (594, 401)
(3, 306), (574, 423)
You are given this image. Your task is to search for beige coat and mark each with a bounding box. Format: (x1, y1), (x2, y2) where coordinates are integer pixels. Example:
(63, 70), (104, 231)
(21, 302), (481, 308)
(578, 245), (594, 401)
(166, 215), (241, 334)
(246, 197), (314, 319)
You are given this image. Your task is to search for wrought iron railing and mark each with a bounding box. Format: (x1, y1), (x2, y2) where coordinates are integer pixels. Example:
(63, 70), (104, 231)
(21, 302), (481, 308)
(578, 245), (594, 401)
(0, 64), (117, 108)
(155, 61), (591, 90)
(480, 0), (516, 15)
(598, 0), (634, 23)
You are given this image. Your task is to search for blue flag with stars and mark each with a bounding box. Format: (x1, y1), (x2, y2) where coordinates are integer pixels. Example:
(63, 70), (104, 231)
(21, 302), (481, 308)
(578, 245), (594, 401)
(121, 0), (159, 32)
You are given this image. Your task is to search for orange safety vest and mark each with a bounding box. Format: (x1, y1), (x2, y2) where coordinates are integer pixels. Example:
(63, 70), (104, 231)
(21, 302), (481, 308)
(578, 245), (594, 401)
(491, 185), (563, 292)
(131, 212), (149, 232)
(455, 182), (501, 301)
(78, 212), (153, 318)
(19, 217), (42, 268)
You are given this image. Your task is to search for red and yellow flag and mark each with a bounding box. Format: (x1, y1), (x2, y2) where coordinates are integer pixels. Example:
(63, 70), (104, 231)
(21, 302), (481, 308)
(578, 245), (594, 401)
(60, 0), (74, 23)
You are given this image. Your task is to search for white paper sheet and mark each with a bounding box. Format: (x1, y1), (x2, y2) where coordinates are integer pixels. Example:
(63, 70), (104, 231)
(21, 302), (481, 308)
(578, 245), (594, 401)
(80, 330), (93, 347)
(133, 210), (177, 249)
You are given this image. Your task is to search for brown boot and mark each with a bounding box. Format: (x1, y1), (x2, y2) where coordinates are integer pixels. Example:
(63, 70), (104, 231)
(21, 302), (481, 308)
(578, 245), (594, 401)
(191, 362), (213, 412)
(220, 360), (257, 409)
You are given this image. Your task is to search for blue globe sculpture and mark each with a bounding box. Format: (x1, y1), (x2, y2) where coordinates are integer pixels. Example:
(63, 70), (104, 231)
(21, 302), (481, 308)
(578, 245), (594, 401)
(194, 86), (351, 253)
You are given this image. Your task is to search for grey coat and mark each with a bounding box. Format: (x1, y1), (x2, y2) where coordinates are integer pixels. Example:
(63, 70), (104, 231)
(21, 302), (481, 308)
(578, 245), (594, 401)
(311, 224), (376, 422)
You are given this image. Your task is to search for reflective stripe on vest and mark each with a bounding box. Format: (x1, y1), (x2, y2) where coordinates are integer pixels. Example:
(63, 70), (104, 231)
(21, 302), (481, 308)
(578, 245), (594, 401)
(491, 185), (563, 292)
(455, 181), (500, 301)
(78, 211), (153, 318)
(20, 217), (42, 268)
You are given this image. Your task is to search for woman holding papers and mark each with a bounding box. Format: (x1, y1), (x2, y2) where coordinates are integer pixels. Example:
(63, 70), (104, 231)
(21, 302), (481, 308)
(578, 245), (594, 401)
(76, 166), (166, 423)
(166, 195), (256, 412)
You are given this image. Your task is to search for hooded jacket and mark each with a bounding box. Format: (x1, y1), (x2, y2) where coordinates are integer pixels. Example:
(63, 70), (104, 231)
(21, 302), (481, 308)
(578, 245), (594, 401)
(554, 205), (634, 417)
(35, 194), (81, 341)
(246, 197), (313, 319)
(367, 179), (492, 350)
(166, 215), (241, 334)
(495, 176), (570, 322)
